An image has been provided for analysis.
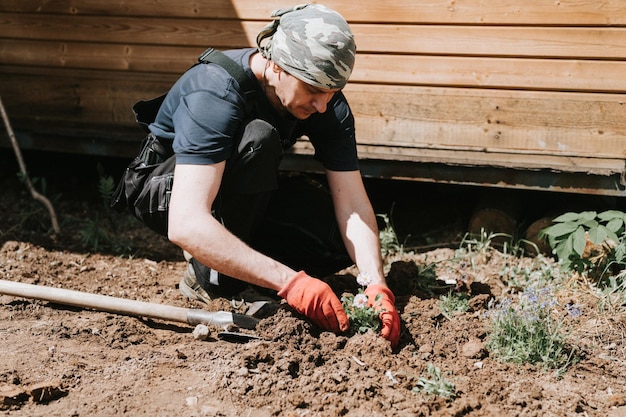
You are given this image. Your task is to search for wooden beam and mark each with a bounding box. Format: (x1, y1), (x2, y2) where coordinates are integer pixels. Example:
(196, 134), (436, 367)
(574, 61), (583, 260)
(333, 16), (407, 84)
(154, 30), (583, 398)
(2, 0), (625, 24)
(3, 14), (626, 59)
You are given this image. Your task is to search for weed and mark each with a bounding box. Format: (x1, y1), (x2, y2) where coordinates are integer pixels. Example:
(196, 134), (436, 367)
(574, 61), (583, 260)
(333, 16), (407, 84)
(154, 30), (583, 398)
(413, 363), (456, 399)
(78, 212), (111, 252)
(499, 254), (567, 293)
(438, 291), (470, 320)
(377, 210), (403, 257)
(97, 173), (115, 208)
(596, 272), (626, 313)
(76, 167), (134, 254)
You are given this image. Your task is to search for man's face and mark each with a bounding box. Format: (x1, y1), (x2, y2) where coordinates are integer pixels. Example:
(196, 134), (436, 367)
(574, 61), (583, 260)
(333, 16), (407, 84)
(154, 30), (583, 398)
(273, 67), (340, 120)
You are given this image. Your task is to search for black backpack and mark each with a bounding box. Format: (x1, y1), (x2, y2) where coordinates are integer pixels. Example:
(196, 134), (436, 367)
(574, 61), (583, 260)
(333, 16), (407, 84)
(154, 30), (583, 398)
(110, 48), (257, 236)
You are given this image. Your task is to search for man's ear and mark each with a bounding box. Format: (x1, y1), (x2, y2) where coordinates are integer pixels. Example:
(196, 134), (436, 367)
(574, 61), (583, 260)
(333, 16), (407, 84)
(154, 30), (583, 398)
(270, 61), (283, 73)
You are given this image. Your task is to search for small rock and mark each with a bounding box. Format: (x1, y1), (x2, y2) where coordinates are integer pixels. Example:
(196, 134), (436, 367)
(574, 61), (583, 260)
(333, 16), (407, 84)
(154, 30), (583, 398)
(461, 339), (486, 359)
(185, 396), (198, 407)
(192, 324), (210, 341)
(418, 344), (433, 354)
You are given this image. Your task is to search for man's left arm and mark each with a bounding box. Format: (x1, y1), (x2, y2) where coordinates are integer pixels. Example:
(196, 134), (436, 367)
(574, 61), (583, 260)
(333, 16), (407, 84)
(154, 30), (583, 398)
(326, 170), (401, 347)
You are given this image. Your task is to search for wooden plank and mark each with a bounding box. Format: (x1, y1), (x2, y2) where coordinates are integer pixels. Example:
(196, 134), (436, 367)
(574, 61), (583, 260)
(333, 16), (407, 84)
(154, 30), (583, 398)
(2, 40), (626, 92)
(352, 55), (626, 93)
(0, 14), (257, 50)
(3, 14), (626, 59)
(343, 84), (626, 159)
(0, 40), (199, 73)
(2, 0), (625, 25)
(0, 66), (175, 128)
(352, 25), (626, 59)
(288, 141), (626, 175)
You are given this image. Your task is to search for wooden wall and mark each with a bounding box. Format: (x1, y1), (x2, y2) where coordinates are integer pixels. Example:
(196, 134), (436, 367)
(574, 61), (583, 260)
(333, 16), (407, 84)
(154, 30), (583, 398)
(1, 1), (625, 195)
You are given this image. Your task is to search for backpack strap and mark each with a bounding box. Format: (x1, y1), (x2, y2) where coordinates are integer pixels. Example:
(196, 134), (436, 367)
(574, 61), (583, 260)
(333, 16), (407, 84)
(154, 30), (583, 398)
(133, 48), (257, 133)
(197, 47), (257, 115)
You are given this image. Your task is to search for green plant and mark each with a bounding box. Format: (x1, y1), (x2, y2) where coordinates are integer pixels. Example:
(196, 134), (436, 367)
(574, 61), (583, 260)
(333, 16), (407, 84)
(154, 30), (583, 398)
(596, 271), (626, 312)
(77, 169), (135, 254)
(78, 212), (111, 252)
(438, 291), (470, 320)
(499, 254), (566, 293)
(412, 363), (456, 399)
(341, 272), (382, 334)
(485, 285), (576, 370)
(98, 173), (115, 208)
(539, 210), (625, 277)
(377, 208), (403, 257)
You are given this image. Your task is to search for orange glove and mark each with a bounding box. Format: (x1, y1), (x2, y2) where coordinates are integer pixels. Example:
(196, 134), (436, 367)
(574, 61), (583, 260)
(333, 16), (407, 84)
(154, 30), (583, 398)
(278, 271), (349, 333)
(364, 284), (401, 348)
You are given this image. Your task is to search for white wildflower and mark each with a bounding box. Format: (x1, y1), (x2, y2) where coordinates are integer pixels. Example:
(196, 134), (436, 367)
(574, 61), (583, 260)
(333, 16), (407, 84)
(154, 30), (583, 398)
(353, 293), (369, 309)
(356, 272), (373, 287)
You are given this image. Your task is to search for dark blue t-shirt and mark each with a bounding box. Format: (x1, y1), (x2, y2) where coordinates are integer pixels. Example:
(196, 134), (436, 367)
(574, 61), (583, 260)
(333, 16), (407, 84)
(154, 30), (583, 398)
(149, 48), (359, 171)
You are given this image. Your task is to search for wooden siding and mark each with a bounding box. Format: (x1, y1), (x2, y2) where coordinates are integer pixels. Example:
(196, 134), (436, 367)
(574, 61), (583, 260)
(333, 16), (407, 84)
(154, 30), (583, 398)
(1, 0), (625, 195)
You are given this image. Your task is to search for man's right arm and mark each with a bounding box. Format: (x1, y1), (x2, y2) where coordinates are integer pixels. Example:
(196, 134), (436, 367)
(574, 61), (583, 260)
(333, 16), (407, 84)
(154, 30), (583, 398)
(167, 162), (294, 291)
(167, 162), (349, 333)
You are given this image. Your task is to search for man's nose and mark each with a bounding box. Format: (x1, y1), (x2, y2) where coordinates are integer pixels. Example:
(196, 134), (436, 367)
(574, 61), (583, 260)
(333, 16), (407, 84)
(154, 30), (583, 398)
(312, 93), (333, 113)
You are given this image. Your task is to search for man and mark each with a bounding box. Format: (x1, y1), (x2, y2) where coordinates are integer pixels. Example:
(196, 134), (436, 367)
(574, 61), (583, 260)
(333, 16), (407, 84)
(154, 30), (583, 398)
(145, 4), (400, 346)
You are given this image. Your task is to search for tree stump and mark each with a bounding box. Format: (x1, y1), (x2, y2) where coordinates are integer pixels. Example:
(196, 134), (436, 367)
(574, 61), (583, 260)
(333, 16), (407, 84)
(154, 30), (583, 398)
(467, 190), (522, 246)
(524, 216), (555, 256)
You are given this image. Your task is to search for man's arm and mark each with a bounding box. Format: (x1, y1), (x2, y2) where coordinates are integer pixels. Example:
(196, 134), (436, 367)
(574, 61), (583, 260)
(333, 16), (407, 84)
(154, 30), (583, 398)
(326, 169), (401, 347)
(167, 162), (294, 291)
(167, 162), (349, 333)
(326, 170), (385, 284)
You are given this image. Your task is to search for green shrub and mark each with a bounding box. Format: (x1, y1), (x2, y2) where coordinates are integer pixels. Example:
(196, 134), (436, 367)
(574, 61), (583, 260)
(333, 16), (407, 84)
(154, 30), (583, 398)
(539, 210), (625, 278)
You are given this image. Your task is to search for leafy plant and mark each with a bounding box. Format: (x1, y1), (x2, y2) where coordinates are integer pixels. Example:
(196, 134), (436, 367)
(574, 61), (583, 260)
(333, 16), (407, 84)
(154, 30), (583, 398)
(499, 254), (566, 293)
(341, 272), (382, 334)
(97, 173), (115, 208)
(77, 168), (134, 254)
(78, 212), (111, 252)
(539, 210), (625, 277)
(413, 363), (456, 399)
(438, 291), (470, 320)
(377, 208), (403, 257)
(485, 286), (576, 370)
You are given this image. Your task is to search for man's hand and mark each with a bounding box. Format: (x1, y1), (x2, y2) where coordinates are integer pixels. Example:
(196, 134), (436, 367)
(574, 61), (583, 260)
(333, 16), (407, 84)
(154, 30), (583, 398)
(278, 271), (349, 333)
(364, 284), (401, 348)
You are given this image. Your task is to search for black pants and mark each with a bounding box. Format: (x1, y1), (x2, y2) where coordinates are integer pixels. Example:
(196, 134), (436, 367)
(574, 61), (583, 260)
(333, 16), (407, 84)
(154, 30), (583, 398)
(173, 119), (352, 292)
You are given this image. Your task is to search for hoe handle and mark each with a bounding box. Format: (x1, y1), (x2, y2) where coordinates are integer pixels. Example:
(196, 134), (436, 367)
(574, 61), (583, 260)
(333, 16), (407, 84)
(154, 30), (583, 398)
(0, 279), (258, 329)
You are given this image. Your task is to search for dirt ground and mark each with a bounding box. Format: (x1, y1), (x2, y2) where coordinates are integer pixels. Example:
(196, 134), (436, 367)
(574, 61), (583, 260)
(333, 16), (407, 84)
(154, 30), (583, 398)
(1, 150), (625, 417)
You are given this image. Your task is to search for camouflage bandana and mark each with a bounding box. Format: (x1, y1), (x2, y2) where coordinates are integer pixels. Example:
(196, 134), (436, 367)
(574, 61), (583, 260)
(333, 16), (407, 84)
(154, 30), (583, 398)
(256, 4), (356, 89)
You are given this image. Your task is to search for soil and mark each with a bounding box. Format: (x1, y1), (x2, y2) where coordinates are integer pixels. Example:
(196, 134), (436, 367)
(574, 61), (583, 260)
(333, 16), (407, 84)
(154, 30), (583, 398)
(1, 150), (625, 417)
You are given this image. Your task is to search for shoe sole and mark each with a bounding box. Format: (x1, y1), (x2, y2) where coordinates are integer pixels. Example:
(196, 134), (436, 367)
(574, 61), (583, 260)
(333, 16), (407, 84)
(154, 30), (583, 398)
(179, 277), (212, 304)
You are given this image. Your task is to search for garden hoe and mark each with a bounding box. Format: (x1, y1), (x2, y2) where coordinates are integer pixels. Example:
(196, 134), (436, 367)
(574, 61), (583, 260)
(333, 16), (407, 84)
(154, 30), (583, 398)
(0, 279), (261, 342)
